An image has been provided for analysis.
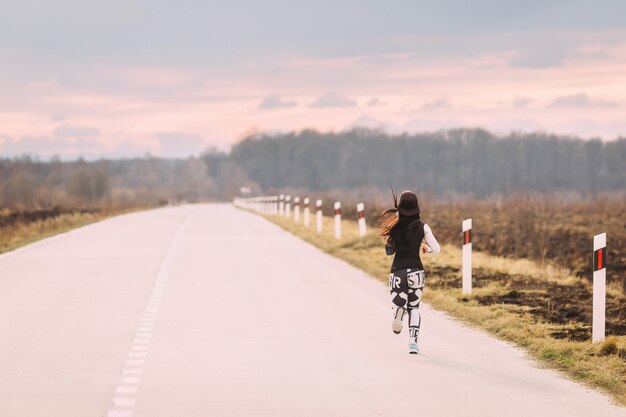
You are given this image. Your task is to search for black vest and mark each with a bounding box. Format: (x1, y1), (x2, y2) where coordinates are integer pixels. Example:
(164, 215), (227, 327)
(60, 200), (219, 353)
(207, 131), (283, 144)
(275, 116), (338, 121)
(390, 219), (425, 271)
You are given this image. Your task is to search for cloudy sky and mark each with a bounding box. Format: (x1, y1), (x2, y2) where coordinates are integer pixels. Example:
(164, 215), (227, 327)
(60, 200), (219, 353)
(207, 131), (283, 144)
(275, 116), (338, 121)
(1, 0), (625, 158)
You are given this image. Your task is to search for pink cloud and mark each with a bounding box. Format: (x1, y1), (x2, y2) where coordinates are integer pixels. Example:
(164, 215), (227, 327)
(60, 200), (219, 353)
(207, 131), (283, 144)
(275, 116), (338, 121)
(1, 37), (625, 159)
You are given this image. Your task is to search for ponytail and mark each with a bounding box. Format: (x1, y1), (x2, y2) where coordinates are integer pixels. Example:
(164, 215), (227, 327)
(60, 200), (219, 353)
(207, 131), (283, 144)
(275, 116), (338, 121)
(378, 187), (400, 238)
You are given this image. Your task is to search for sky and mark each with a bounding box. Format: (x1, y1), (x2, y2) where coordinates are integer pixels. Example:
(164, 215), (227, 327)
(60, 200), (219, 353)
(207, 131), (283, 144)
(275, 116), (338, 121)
(1, 0), (625, 159)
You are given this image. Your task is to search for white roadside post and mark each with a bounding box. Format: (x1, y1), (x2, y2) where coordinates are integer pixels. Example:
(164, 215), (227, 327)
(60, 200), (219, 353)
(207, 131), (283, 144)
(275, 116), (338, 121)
(316, 199), (323, 233)
(462, 219), (472, 295)
(303, 198), (310, 227)
(357, 203), (367, 237)
(334, 201), (342, 239)
(279, 194), (285, 217)
(285, 196), (291, 218)
(294, 197), (300, 222)
(592, 233), (607, 343)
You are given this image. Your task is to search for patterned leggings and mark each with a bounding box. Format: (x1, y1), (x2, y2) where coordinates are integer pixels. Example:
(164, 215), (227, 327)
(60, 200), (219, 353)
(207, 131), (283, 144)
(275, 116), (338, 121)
(389, 269), (425, 342)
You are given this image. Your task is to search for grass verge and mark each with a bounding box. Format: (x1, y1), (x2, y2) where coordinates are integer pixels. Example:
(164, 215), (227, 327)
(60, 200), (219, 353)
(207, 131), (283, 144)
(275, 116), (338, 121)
(0, 208), (141, 256)
(265, 213), (626, 406)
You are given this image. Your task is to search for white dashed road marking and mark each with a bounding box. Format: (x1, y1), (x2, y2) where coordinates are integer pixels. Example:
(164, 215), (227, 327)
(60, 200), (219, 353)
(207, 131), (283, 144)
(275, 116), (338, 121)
(105, 216), (192, 417)
(107, 410), (134, 417)
(115, 386), (138, 394)
(113, 398), (136, 406)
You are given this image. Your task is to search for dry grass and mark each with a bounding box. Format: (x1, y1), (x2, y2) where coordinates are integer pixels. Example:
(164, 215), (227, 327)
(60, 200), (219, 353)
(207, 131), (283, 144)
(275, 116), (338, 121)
(0, 209), (132, 255)
(265, 213), (626, 406)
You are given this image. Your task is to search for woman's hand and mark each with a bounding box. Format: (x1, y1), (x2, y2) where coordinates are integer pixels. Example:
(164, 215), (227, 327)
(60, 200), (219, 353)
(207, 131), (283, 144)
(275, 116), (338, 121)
(421, 243), (431, 254)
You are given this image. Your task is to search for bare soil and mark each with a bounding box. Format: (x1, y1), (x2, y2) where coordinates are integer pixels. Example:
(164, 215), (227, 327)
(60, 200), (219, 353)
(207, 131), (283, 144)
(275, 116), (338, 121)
(427, 264), (626, 341)
(0, 207), (95, 228)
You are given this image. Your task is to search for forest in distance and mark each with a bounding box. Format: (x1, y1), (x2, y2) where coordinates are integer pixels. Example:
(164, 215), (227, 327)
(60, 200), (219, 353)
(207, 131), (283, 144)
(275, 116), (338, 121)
(230, 128), (626, 197)
(1, 128), (625, 212)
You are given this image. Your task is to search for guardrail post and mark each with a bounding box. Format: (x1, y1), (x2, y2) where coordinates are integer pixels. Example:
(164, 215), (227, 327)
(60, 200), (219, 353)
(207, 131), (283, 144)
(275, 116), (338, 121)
(294, 197), (300, 222)
(357, 203), (366, 237)
(334, 201), (341, 239)
(279, 194), (285, 216)
(316, 199), (323, 233)
(285, 195), (291, 218)
(593, 233), (607, 343)
(303, 198), (310, 227)
(462, 219), (472, 295)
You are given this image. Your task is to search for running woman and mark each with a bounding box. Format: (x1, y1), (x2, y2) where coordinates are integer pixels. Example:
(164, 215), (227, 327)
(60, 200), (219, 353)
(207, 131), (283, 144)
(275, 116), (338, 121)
(378, 190), (440, 354)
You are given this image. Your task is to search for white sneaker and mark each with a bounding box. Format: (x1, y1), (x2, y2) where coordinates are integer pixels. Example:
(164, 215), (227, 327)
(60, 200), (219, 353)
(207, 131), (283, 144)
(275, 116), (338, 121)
(409, 341), (419, 354)
(392, 308), (405, 334)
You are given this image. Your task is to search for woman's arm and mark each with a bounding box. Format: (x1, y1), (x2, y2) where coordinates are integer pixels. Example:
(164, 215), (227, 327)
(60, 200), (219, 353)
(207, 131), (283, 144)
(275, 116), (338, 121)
(422, 223), (441, 254)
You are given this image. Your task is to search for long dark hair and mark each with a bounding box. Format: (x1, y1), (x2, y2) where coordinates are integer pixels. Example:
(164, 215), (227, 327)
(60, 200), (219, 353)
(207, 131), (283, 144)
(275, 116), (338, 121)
(378, 188), (420, 239)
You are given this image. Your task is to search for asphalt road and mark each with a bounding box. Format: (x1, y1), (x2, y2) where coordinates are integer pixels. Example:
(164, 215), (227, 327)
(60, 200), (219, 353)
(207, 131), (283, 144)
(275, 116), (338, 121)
(0, 204), (623, 417)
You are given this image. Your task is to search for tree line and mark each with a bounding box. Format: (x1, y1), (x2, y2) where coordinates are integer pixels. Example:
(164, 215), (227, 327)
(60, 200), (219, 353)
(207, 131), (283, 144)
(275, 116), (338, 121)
(229, 128), (626, 197)
(1, 128), (625, 211)
(0, 156), (248, 211)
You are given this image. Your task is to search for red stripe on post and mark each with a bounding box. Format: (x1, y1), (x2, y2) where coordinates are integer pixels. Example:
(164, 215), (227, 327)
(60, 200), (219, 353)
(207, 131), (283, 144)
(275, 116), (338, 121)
(594, 248), (606, 271)
(335, 209), (341, 215)
(358, 211), (364, 219)
(463, 230), (471, 245)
